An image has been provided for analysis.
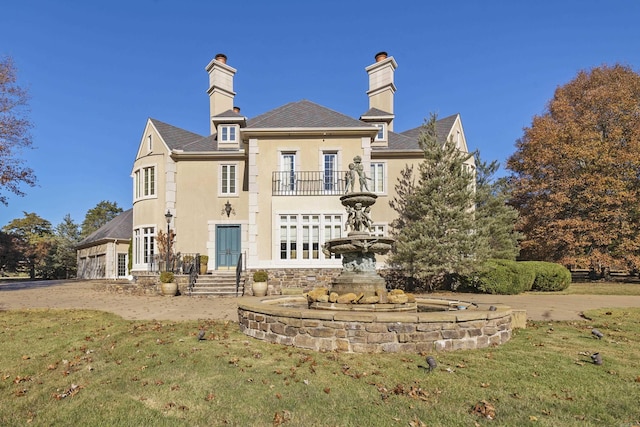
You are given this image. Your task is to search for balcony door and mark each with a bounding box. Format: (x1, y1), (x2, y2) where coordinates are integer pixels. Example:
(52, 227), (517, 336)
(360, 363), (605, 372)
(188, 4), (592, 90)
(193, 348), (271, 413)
(280, 153), (296, 192)
(323, 153), (337, 191)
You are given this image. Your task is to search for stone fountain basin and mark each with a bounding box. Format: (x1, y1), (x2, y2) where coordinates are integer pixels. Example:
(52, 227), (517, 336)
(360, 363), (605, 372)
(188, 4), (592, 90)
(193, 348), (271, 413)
(323, 236), (394, 255)
(238, 296), (513, 353)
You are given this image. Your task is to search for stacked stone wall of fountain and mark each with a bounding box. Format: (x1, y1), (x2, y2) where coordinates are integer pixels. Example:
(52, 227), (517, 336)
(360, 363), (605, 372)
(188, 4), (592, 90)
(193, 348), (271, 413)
(309, 156), (416, 312)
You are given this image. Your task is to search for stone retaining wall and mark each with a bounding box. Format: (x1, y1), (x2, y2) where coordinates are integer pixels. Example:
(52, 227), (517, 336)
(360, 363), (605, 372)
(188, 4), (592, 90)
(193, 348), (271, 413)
(238, 298), (512, 353)
(247, 268), (341, 296)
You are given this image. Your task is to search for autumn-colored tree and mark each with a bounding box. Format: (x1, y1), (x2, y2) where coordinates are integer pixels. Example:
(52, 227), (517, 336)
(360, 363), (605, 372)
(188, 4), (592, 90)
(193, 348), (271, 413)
(0, 56), (35, 205)
(507, 64), (640, 269)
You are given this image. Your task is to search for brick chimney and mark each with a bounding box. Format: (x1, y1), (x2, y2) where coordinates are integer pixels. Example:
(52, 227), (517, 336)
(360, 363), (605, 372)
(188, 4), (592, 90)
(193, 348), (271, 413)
(366, 51), (397, 131)
(205, 53), (237, 134)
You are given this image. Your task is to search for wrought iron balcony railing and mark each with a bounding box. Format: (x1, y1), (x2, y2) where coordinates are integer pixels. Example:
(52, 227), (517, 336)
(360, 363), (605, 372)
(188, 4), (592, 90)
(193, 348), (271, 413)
(272, 171), (347, 195)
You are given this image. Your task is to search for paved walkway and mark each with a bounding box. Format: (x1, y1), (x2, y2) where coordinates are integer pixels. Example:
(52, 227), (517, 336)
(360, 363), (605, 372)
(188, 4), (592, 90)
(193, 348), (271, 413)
(2, 280), (640, 322)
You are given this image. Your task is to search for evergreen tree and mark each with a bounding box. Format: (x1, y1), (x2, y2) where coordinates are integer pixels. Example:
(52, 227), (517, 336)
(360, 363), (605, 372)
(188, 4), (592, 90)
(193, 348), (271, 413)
(474, 154), (521, 260)
(388, 114), (477, 289)
(80, 200), (122, 239)
(53, 214), (80, 278)
(2, 212), (54, 278)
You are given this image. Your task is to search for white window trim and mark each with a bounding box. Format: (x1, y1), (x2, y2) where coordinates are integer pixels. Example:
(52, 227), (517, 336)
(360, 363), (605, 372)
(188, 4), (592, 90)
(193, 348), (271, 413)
(133, 164), (158, 201)
(219, 163), (239, 196)
(218, 124), (239, 144)
(278, 150), (298, 194)
(370, 161), (387, 194)
(272, 212), (344, 267)
(374, 123), (386, 141)
(132, 225), (156, 271)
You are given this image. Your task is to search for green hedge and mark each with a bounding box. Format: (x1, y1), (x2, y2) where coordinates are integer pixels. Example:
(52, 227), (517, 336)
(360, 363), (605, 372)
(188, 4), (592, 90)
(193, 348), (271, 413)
(469, 260), (569, 294)
(471, 259), (531, 295)
(522, 261), (571, 292)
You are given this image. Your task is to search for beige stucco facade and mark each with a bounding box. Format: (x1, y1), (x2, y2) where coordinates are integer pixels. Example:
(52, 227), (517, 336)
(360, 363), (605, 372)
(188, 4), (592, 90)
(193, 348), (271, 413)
(129, 52), (474, 276)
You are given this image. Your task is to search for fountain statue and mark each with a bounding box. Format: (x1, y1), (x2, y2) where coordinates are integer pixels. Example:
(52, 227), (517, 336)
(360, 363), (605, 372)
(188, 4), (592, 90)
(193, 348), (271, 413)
(317, 156), (414, 311)
(237, 155), (514, 353)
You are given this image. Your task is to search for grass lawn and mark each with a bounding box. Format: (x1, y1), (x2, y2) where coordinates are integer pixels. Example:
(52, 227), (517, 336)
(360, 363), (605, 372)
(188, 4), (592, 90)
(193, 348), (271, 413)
(1, 305), (639, 426)
(556, 282), (640, 296)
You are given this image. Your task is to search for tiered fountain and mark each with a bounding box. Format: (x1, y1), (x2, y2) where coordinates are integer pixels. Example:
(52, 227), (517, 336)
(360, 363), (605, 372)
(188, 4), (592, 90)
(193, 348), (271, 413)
(237, 156), (514, 353)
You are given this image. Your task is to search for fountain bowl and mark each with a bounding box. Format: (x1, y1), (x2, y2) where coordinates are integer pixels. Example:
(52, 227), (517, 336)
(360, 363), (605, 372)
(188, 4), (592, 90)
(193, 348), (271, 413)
(238, 296), (513, 353)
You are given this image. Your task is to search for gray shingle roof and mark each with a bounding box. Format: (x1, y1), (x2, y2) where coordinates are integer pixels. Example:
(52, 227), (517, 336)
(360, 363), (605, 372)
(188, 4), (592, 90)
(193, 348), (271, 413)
(247, 100), (374, 129)
(360, 107), (393, 118)
(76, 209), (133, 248)
(399, 113), (459, 146)
(149, 107), (460, 154)
(150, 118), (206, 150)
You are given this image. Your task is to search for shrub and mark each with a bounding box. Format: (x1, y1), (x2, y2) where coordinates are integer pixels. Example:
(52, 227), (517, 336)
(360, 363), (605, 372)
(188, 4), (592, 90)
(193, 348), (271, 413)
(159, 271), (174, 283)
(523, 261), (571, 291)
(253, 270), (268, 282)
(470, 259), (530, 295)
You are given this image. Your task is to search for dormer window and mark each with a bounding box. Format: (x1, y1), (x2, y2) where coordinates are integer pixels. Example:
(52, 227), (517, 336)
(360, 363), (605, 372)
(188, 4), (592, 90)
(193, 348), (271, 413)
(374, 123), (386, 141)
(220, 125), (237, 143)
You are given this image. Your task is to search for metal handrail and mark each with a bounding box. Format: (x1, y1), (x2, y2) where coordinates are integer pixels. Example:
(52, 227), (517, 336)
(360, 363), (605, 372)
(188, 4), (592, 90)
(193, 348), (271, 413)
(187, 253), (199, 296)
(272, 170), (347, 195)
(235, 253), (244, 296)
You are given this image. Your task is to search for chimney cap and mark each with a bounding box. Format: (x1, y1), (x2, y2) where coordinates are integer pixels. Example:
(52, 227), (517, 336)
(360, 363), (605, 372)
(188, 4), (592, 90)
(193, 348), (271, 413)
(374, 51), (388, 62)
(215, 53), (228, 64)
(233, 106), (241, 113)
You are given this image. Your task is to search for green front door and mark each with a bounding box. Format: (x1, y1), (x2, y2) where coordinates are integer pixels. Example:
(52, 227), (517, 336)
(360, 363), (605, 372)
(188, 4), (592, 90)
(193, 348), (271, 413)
(216, 225), (241, 269)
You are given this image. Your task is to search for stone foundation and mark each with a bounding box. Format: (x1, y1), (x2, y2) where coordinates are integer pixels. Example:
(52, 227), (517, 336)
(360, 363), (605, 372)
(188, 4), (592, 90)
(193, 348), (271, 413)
(238, 297), (512, 353)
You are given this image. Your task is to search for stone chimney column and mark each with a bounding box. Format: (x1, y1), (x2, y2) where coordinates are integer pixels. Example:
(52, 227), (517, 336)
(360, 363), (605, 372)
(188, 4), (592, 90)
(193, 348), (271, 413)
(205, 53), (237, 134)
(365, 52), (397, 131)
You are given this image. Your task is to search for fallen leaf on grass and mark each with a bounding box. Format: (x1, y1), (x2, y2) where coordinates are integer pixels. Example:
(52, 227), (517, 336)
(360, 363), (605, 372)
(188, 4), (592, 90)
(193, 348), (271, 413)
(323, 387), (331, 394)
(205, 392), (216, 401)
(471, 400), (496, 420)
(53, 383), (83, 400)
(273, 410), (291, 426)
(408, 416), (426, 427)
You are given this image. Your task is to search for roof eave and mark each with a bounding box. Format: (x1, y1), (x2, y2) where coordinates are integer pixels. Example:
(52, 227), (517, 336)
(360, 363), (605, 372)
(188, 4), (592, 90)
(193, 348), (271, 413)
(241, 127), (378, 138)
(170, 149), (246, 160)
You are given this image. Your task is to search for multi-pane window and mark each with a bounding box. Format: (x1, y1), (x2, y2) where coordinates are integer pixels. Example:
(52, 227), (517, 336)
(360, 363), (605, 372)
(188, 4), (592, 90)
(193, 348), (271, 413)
(302, 215), (320, 259)
(221, 164), (237, 195)
(323, 215), (342, 259)
(370, 224), (386, 237)
(374, 123), (385, 141)
(323, 153), (337, 191)
(134, 227), (155, 265)
(118, 253), (127, 277)
(280, 215), (297, 259)
(220, 125), (237, 143)
(134, 166), (156, 199)
(280, 214), (342, 261)
(370, 162), (385, 193)
(281, 153), (296, 192)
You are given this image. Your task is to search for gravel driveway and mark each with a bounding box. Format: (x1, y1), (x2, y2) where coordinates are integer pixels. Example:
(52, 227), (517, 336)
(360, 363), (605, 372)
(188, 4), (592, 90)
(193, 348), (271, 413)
(2, 280), (640, 322)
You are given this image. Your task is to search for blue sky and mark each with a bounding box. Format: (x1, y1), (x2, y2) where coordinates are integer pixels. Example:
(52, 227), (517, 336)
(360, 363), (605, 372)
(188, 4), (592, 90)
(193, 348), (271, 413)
(1, 0), (639, 228)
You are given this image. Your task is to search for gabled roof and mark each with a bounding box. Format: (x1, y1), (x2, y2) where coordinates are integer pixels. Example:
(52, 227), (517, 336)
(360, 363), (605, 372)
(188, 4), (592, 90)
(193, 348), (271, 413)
(247, 100), (375, 129)
(360, 107), (393, 118)
(399, 113), (459, 146)
(150, 118), (205, 150)
(76, 209), (133, 249)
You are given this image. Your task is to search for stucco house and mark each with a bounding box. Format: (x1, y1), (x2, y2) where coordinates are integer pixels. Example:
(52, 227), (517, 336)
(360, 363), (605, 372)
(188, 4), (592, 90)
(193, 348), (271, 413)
(76, 209), (132, 279)
(130, 52), (473, 286)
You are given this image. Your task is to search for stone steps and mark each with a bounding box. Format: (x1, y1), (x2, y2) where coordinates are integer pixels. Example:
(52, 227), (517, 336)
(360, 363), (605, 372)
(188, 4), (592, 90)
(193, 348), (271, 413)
(189, 272), (245, 297)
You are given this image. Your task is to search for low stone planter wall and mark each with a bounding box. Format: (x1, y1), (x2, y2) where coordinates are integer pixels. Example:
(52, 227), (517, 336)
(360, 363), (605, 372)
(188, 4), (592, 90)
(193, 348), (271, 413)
(238, 297), (512, 353)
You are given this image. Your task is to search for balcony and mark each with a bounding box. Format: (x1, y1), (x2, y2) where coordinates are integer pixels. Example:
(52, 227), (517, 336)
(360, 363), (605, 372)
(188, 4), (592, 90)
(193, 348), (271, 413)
(272, 171), (346, 196)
